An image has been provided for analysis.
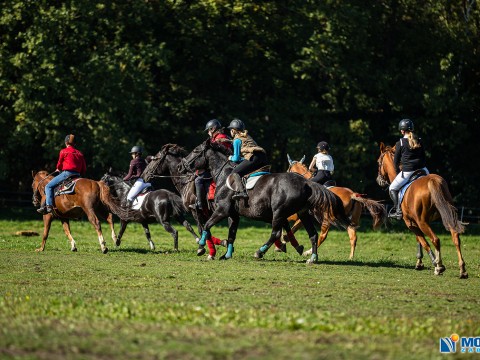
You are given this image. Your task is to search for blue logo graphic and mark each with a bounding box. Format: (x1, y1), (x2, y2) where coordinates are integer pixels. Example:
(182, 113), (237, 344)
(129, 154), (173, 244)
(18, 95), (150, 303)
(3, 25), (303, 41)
(439, 334), (459, 353)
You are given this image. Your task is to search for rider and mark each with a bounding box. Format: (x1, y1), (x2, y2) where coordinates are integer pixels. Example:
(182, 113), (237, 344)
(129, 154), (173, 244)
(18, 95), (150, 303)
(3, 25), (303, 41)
(228, 118), (268, 200)
(124, 145), (152, 207)
(308, 141), (334, 185)
(37, 134), (86, 214)
(388, 118), (429, 220)
(191, 119), (232, 210)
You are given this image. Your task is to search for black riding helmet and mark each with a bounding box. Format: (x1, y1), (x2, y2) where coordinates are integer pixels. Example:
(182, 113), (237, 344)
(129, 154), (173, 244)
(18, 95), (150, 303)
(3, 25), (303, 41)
(204, 119), (222, 132)
(317, 141), (330, 151)
(129, 145), (143, 154)
(227, 118), (245, 131)
(399, 118), (414, 131)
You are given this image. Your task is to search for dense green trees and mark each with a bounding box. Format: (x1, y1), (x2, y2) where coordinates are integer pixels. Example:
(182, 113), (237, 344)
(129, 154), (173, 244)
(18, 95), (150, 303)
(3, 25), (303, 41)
(1, 0), (479, 205)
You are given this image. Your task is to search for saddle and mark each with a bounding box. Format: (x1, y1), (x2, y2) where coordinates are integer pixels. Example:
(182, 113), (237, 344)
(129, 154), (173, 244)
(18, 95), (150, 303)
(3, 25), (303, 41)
(226, 166), (272, 193)
(54, 176), (81, 196)
(323, 180), (336, 188)
(399, 169), (428, 203)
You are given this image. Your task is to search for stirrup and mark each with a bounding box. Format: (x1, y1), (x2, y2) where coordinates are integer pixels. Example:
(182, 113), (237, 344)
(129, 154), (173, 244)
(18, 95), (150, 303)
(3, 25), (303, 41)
(388, 208), (402, 220)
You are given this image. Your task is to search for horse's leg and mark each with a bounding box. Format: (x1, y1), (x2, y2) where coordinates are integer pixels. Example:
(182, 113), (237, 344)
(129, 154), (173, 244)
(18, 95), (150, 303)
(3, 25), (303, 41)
(415, 242), (424, 270)
(36, 214), (54, 252)
(141, 222), (155, 251)
(60, 219), (77, 252)
(406, 222), (437, 271)
(415, 220), (447, 276)
(106, 212), (118, 245)
(282, 221), (304, 255)
(159, 220), (179, 252)
(193, 210), (207, 256)
(347, 203), (362, 260)
(450, 230), (468, 279)
(85, 208), (108, 254)
(254, 218), (284, 259)
(303, 220), (329, 257)
(176, 214), (200, 243)
(116, 220), (128, 247)
(299, 213), (319, 264)
(218, 214), (239, 260)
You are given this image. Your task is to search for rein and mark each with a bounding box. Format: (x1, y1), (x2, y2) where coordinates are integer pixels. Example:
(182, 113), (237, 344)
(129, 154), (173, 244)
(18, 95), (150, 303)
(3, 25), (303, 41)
(377, 151), (392, 188)
(287, 163), (311, 178)
(33, 171), (57, 200)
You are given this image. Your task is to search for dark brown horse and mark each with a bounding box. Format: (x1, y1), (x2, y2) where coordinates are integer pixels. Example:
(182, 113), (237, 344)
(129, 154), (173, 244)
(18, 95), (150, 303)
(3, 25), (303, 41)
(286, 155), (386, 259)
(376, 143), (468, 278)
(32, 170), (116, 253)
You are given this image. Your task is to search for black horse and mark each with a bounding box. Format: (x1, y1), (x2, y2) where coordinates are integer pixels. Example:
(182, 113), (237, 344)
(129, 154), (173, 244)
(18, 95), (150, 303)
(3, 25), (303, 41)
(142, 144), (227, 258)
(179, 140), (353, 263)
(100, 172), (199, 251)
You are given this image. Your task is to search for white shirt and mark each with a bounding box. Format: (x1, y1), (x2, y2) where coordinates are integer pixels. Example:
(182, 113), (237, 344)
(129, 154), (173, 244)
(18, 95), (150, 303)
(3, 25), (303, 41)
(314, 153), (334, 172)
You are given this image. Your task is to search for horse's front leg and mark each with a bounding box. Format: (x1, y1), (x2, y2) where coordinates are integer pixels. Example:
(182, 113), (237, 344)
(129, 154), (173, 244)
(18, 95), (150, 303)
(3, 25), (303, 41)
(60, 219), (77, 252)
(36, 214), (54, 252)
(106, 212), (118, 245)
(254, 219), (283, 259)
(141, 222), (156, 251)
(116, 220), (128, 247)
(220, 214), (240, 260)
(199, 204), (230, 246)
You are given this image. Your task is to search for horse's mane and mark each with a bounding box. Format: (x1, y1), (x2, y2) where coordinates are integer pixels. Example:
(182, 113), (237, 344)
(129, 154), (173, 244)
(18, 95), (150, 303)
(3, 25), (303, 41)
(158, 143), (187, 157)
(208, 139), (233, 156)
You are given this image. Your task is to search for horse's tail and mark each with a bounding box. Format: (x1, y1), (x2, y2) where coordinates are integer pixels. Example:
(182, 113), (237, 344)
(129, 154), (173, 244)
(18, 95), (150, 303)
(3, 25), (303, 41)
(97, 181), (137, 221)
(351, 195), (387, 230)
(307, 182), (355, 229)
(169, 192), (187, 216)
(428, 175), (466, 234)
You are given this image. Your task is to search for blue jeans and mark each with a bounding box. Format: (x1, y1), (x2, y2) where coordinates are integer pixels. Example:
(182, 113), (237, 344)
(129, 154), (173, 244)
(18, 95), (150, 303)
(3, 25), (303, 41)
(45, 171), (80, 206)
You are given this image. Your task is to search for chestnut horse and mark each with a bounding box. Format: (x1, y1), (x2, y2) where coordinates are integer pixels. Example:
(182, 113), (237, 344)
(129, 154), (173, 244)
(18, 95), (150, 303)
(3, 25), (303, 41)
(32, 170), (116, 253)
(286, 155), (386, 259)
(376, 143), (468, 278)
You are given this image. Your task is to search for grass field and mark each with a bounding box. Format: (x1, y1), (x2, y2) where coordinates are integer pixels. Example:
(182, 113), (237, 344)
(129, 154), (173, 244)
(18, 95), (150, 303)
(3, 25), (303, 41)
(1, 209), (479, 359)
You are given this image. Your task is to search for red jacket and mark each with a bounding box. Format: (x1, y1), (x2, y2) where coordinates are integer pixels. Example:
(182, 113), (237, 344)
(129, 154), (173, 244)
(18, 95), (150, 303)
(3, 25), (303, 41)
(210, 132), (232, 149)
(56, 145), (86, 175)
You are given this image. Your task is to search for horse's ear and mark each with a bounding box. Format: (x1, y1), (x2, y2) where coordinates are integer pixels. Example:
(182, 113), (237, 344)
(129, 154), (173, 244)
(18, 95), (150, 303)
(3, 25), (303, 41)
(300, 155), (305, 164)
(32, 170), (36, 178)
(287, 154), (293, 165)
(379, 142), (385, 152)
(108, 167), (113, 174)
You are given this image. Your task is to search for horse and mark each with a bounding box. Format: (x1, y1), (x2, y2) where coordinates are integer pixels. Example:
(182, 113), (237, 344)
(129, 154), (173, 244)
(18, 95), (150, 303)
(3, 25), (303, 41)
(376, 142), (468, 278)
(31, 170), (116, 253)
(100, 172), (200, 251)
(142, 144), (227, 259)
(286, 155), (387, 259)
(179, 140), (354, 263)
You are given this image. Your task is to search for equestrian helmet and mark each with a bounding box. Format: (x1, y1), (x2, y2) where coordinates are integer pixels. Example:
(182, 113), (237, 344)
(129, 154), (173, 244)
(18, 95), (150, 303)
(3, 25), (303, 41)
(129, 145), (143, 154)
(204, 119), (222, 132)
(317, 141), (330, 151)
(398, 118), (414, 131)
(65, 134), (75, 145)
(227, 118), (245, 131)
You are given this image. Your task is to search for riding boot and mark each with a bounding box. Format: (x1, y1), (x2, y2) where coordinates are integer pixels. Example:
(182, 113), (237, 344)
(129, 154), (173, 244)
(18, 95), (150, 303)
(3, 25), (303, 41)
(37, 201), (47, 214)
(126, 199), (133, 208)
(194, 184), (205, 210)
(388, 189), (402, 220)
(231, 173), (248, 200)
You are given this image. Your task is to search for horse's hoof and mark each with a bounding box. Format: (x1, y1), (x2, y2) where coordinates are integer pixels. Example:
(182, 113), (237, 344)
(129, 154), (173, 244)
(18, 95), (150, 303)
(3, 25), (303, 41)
(305, 259), (317, 265)
(207, 255), (215, 261)
(197, 248), (206, 256)
(254, 250), (264, 259)
(415, 264), (424, 271)
(434, 265), (445, 275)
(219, 255), (230, 260)
(71, 248), (78, 252)
(102, 248), (108, 254)
(295, 245), (304, 256)
(302, 249), (312, 257)
(35, 248), (44, 252)
(460, 272), (468, 279)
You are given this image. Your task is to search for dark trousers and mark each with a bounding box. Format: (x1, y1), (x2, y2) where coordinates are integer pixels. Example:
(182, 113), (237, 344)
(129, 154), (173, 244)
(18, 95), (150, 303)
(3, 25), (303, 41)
(311, 170), (332, 185)
(232, 152), (268, 177)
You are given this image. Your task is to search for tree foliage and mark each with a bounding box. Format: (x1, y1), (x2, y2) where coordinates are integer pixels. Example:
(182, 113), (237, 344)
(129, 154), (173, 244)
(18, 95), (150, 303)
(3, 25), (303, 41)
(1, 0), (479, 204)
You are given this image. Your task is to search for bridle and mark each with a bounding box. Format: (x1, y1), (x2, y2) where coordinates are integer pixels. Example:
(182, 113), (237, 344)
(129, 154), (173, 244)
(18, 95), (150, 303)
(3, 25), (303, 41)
(287, 162), (312, 178)
(32, 172), (55, 206)
(376, 150), (392, 188)
(181, 143), (232, 181)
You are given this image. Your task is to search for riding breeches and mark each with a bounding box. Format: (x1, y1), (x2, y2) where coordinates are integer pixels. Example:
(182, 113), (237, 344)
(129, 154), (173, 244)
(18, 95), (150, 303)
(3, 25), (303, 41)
(232, 152), (268, 177)
(389, 167), (430, 191)
(127, 178), (151, 201)
(311, 170), (332, 185)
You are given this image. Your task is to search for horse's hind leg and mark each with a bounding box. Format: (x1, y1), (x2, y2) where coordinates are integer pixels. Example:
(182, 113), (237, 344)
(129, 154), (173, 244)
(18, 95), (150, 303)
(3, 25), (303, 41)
(156, 218), (178, 251)
(299, 213), (319, 264)
(450, 230), (468, 279)
(415, 242), (424, 270)
(61, 219), (77, 252)
(176, 214), (200, 243)
(85, 209), (108, 254)
(408, 222), (442, 274)
(116, 220), (128, 247)
(141, 222), (155, 251)
(303, 220), (329, 257)
(282, 222), (304, 255)
(106, 213), (118, 245)
(36, 214), (53, 252)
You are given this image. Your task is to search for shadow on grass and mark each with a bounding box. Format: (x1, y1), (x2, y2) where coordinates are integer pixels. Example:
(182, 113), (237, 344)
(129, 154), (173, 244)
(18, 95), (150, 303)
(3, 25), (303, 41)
(257, 257), (415, 270)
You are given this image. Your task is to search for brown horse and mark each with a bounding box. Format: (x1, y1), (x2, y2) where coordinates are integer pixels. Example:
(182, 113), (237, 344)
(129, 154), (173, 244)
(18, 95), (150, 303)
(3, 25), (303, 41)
(286, 155), (386, 259)
(32, 170), (116, 253)
(376, 143), (468, 278)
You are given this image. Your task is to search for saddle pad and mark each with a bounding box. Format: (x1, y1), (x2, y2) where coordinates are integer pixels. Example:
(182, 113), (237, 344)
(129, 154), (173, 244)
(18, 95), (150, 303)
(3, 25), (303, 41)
(132, 193), (149, 210)
(55, 178), (81, 196)
(399, 176), (425, 204)
(246, 174), (267, 190)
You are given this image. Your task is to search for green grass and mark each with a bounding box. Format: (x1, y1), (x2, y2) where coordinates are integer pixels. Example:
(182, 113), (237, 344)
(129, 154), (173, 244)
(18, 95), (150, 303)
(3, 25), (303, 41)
(0, 210), (479, 359)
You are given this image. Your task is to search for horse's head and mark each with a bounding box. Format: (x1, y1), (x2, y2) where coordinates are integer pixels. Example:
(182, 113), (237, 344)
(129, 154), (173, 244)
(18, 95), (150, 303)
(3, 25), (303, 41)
(376, 142), (396, 189)
(286, 154), (312, 179)
(179, 140), (209, 174)
(31, 170), (51, 206)
(143, 144), (187, 181)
